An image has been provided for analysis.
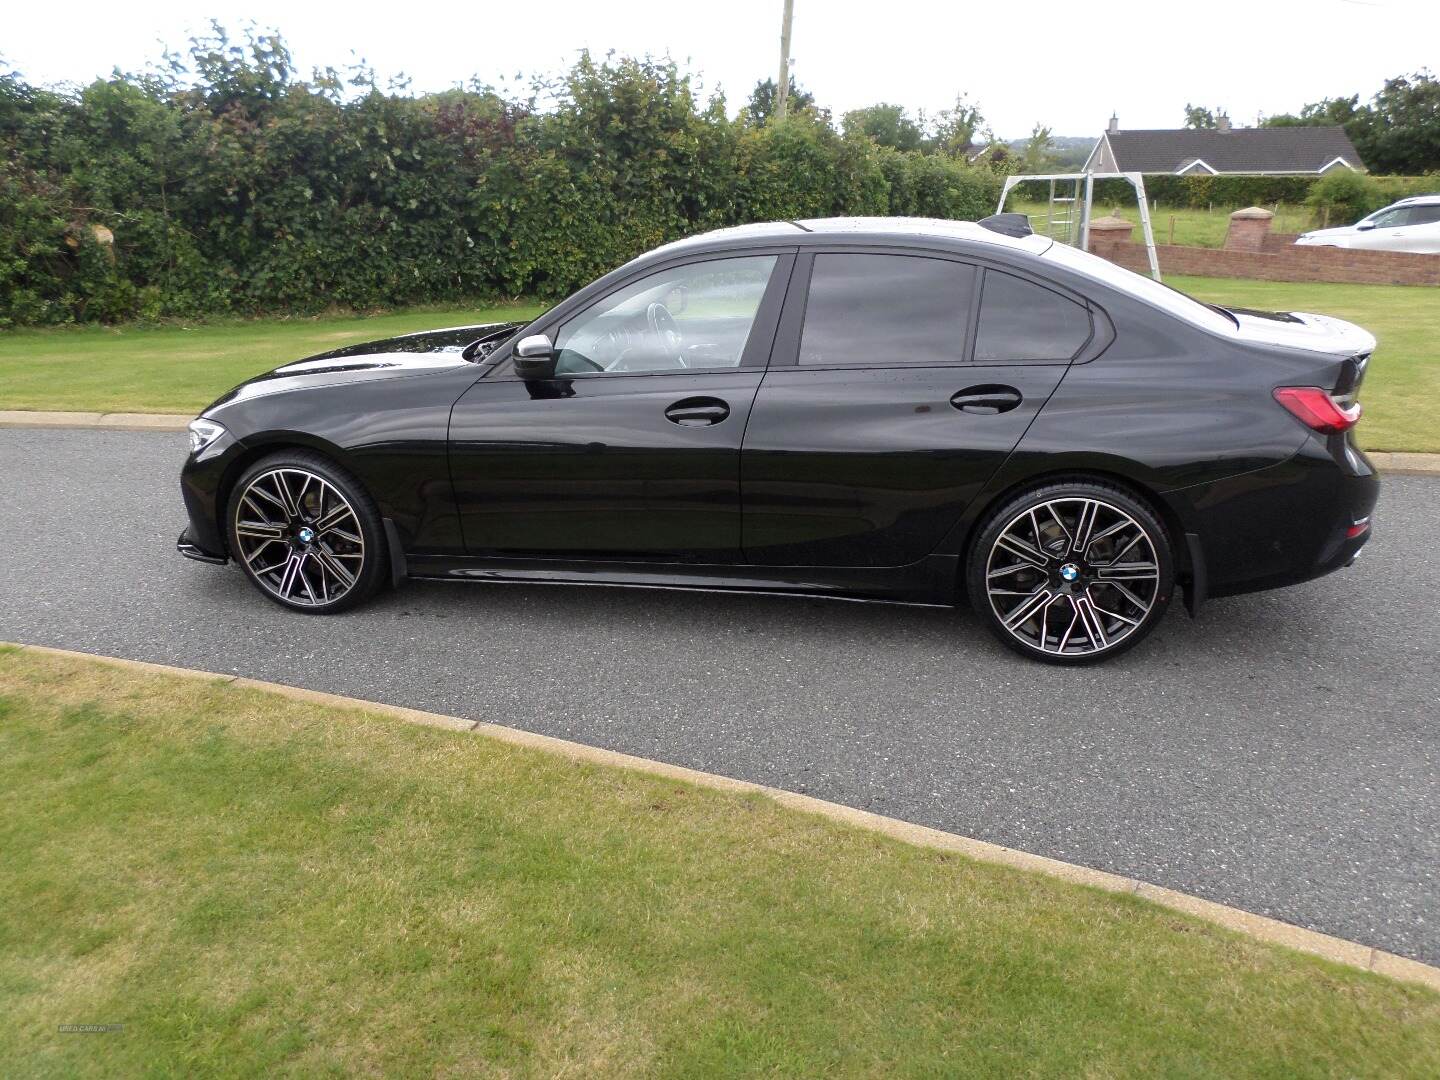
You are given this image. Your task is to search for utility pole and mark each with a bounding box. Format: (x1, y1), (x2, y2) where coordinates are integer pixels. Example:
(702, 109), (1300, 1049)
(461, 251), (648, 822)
(775, 0), (794, 122)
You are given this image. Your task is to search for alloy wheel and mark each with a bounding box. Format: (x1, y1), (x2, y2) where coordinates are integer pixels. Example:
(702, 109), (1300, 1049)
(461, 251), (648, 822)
(984, 496), (1160, 657)
(232, 467), (365, 607)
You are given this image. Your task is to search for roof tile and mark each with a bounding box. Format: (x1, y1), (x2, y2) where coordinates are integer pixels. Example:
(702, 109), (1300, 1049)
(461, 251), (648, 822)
(1104, 126), (1364, 174)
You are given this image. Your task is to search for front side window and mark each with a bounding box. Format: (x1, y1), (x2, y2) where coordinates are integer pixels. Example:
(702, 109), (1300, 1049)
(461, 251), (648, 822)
(798, 254), (976, 366)
(974, 270), (1091, 363)
(553, 255), (777, 376)
(1367, 207), (1409, 229)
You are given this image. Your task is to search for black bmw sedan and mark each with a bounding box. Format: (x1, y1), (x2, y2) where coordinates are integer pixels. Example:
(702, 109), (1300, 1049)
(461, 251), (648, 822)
(178, 216), (1378, 663)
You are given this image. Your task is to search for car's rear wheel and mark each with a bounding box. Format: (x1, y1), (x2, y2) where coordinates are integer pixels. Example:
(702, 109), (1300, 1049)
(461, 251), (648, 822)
(967, 480), (1174, 663)
(227, 451), (387, 613)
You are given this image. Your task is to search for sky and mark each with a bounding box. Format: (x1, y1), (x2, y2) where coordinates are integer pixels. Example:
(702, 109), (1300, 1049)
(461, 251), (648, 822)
(4, 0), (1437, 139)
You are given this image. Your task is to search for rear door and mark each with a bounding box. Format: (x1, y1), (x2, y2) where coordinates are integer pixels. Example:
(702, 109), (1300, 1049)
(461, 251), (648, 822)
(741, 251), (1096, 567)
(1395, 203), (1440, 252)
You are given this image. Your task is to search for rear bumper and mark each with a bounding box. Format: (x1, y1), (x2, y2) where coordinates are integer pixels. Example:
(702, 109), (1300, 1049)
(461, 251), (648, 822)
(1164, 435), (1378, 600)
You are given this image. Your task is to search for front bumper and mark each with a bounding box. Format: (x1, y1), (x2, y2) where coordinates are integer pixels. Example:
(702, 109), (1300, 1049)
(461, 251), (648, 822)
(178, 527), (227, 565)
(178, 421), (245, 561)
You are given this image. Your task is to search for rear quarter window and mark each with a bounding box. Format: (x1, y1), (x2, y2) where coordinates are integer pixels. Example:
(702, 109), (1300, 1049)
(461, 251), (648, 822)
(974, 270), (1091, 362)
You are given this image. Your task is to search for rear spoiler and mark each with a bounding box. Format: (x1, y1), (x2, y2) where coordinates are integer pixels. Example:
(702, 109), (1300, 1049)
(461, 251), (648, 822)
(977, 213), (1033, 239)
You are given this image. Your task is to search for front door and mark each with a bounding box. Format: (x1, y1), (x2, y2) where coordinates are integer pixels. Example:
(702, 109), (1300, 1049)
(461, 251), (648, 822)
(741, 252), (1091, 566)
(449, 253), (791, 561)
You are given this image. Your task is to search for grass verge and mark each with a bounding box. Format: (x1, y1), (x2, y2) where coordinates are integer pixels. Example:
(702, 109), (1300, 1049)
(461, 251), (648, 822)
(1, 646), (1438, 1077)
(0, 302), (545, 414)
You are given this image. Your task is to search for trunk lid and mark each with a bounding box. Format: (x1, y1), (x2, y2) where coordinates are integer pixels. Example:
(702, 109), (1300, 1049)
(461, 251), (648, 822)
(1226, 308), (1376, 358)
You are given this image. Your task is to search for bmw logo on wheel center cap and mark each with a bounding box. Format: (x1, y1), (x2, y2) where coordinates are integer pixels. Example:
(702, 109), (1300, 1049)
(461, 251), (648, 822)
(1059, 562), (1080, 583)
(297, 526), (316, 544)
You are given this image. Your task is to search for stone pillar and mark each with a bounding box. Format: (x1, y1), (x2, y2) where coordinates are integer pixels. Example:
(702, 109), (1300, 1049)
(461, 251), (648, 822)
(1086, 214), (1135, 260)
(1225, 206), (1274, 252)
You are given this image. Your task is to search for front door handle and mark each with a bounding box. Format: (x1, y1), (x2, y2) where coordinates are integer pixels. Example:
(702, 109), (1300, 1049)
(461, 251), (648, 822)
(951, 385), (1023, 415)
(665, 396), (730, 427)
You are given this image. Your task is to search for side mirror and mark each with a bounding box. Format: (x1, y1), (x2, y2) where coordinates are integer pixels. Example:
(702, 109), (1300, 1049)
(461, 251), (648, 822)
(513, 334), (558, 380)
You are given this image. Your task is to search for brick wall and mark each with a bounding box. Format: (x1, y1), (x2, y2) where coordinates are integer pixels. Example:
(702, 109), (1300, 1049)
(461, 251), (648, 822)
(1090, 235), (1440, 286)
(1261, 233), (1301, 253)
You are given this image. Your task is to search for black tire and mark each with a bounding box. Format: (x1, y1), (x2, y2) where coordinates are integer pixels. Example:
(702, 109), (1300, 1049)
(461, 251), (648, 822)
(226, 450), (388, 614)
(966, 479), (1174, 664)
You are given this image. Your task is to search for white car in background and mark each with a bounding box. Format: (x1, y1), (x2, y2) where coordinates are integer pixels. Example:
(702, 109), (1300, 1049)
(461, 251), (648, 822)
(1295, 195), (1440, 254)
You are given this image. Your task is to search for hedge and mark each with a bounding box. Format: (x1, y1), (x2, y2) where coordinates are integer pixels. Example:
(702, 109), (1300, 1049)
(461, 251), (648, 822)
(0, 39), (1011, 328)
(1084, 173), (1436, 211)
(6, 31), (1433, 328)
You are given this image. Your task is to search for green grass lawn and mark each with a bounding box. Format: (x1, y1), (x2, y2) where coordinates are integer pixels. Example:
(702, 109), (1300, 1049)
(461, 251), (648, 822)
(0, 278), (1433, 451)
(1167, 275), (1440, 453)
(1010, 200), (1316, 247)
(2, 646), (1439, 1077)
(0, 302), (546, 415)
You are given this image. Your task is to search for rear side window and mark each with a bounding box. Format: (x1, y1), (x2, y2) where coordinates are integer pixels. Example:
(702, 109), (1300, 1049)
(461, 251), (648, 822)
(1408, 205), (1440, 226)
(974, 270), (1091, 362)
(798, 254), (976, 366)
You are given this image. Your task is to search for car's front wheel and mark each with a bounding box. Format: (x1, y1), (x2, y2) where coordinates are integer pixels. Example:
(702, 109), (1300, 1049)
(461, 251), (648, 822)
(227, 451), (387, 613)
(967, 480), (1174, 663)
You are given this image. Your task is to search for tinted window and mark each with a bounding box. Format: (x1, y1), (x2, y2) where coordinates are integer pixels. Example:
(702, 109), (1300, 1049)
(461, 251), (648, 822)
(1408, 205), (1440, 226)
(974, 271), (1090, 362)
(553, 255), (777, 375)
(798, 254), (975, 366)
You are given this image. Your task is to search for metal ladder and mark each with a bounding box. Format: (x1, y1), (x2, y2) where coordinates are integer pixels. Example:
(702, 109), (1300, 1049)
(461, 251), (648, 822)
(1043, 177), (1083, 246)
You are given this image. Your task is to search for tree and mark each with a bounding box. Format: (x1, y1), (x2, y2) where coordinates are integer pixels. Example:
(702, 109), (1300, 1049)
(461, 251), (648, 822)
(1020, 123), (1056, 171)
(841, 103), (924, 151)
(745, 76), (814, 125)
(928, 93), (984, 157)
(1305, 169), (1384, 225)
(1183, 104), (1219, 130)
(1364, 71), (1440, 175)
(1263, 94), (1362, 129)
(1262, 72), (1440, 174)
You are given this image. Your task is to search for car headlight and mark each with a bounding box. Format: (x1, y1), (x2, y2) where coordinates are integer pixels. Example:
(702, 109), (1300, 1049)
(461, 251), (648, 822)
(188, 417), (227, 455)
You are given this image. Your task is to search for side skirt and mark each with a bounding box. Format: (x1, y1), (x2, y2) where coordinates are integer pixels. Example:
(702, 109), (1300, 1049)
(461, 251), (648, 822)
(404, 553), (962, 607)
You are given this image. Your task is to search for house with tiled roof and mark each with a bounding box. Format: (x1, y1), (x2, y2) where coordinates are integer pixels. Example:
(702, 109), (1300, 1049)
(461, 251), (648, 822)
(1084, 114), (1366, 176)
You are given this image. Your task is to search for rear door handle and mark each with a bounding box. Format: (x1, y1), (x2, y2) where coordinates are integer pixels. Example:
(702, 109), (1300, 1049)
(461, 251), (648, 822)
(951, 385), (1023, 415)
(665, 396), (730, 427)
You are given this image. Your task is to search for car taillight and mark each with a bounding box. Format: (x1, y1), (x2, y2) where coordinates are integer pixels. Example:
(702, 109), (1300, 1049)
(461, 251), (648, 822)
(1272, 386), (1362, 435)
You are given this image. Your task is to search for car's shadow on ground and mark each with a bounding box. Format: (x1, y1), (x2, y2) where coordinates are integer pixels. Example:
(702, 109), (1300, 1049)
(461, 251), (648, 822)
(188, 565), (1341, 673)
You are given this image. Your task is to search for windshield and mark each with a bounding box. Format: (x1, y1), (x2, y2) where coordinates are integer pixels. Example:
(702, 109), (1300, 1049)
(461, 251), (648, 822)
(1042, 242), (1237, 335)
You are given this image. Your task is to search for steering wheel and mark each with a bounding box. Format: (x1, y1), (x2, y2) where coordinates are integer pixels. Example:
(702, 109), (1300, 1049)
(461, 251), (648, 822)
(646, 302), (686, 367)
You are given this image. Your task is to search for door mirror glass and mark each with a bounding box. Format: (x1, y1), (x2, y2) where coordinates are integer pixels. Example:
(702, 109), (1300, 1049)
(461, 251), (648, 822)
(513, 334), (557, 380)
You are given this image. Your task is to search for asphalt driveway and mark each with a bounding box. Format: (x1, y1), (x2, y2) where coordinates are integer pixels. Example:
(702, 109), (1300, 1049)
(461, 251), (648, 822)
(1, 427), (1435, 964)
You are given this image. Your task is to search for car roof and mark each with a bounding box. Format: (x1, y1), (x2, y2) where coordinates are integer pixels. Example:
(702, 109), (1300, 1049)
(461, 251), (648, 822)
(1391, 194), (1440, 206)
(648, 216), (1055, 259)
